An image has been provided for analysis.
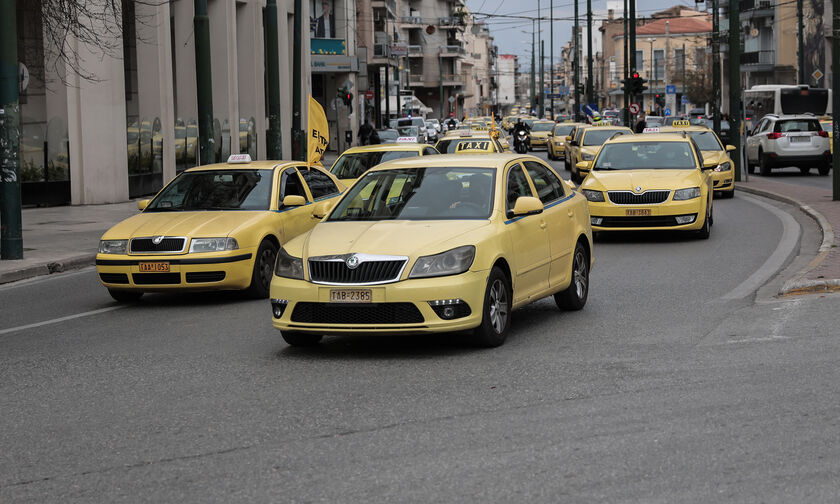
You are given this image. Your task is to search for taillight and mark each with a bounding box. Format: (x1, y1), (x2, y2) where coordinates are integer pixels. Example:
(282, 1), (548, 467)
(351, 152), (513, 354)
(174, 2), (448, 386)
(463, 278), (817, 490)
(818, 130), (829, 137)
(766, 132), (783, 140)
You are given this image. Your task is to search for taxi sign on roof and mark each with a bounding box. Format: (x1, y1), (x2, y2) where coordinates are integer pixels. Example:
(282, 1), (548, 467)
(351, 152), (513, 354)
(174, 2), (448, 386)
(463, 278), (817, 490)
(671, 120), (691, 128)
(590, 122), (617, 127)
(643, 127), (660, 134)
(455, 140), (491, 152)
(396, 137), (416, 143)
(227, 154), (252, 164)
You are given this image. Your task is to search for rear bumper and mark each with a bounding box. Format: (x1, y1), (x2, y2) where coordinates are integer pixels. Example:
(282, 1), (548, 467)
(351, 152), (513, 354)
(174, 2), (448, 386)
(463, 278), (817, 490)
(763, 152), (831, 167)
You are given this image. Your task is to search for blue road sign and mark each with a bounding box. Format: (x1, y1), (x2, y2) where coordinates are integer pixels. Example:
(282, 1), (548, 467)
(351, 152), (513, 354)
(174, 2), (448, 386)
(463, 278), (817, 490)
(666, 85), (677, 94)
(664, 107), (672, 116)
(681, 95), (690, 105)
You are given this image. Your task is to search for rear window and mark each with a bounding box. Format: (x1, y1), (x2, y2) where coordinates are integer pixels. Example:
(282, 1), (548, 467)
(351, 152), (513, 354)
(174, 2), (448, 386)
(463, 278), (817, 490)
(774, 120), (821, 133)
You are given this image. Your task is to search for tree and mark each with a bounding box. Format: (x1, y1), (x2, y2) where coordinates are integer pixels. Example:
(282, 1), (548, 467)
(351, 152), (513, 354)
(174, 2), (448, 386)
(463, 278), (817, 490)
(683, 55), (713, 106)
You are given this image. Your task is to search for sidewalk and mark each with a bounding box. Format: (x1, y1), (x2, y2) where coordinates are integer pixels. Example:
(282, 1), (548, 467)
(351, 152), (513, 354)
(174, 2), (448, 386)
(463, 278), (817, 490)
(736, 177), (840, 295)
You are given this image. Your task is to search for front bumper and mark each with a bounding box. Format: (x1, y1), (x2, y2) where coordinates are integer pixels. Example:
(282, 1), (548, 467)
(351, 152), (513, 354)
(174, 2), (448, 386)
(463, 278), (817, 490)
(96, 250), (255, 291)
(711, 171), (734, 191)
(270, 270), (489, 335)
(588, 199), (707, 231)
(531, 137), (549, 147)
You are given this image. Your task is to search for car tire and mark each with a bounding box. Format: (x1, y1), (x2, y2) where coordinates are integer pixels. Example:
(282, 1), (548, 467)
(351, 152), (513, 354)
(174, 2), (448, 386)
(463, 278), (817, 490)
(554, 241), (589, 311)
(818, 163), (831, 176)
(282, 331), (323, 347)
(246, 239), (278, 299)
(108, 289), (143, 303)
(696, 208), (711, 239)
(799, 166), (811, 175)
(472, 267), (511, 348)
(747, 158), (756, 174)
(547, 148), (555, 160)
(759, 151), (771, 176)
(721, 189), (735, 199)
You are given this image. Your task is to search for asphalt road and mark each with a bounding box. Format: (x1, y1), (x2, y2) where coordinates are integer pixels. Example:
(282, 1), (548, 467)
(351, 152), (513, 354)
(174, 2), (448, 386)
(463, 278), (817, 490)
(749, 164), (836, 189)
(2, 149), (839, 503)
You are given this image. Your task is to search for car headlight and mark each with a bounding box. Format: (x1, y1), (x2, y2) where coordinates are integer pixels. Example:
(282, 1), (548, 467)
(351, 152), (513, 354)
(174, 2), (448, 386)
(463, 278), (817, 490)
(409, 245), (475, 279)
(673, 187), (701, 200)
(714, 162), (731, 172)
(274, 247), (304, 279)
(98, 240), (127, 254)
(189, 237), (239, 253)
(581, 152), (595, 160)
(582, 189), (605, 202)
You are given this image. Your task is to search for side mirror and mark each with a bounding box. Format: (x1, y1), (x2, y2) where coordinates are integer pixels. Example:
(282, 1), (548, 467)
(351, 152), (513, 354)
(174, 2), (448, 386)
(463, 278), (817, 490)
(137, 199), (151, 211)
(311, 199), (336, 219)
(576, 161), (592, 175)
(510, 196), (544, 217)
(702, 158), (718, 170)
(282, 195), (307, 208)
(725, 144), (736, 152)
(565, 135), (573, 142)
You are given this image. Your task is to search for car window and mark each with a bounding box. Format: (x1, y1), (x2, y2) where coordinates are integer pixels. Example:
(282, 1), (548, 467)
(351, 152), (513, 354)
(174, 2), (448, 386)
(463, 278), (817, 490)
(300, 168), (339, 199)
(688, 131), (723, 151)
(523, 161), (564, 203)
(506, 164), (533, 212)
(553, 124), (575, 136)
(758, 119), (772, 133)
(330, 150), (419, 179)
(775, 119), (821, 132)
(281, 168), (307, 202)
(583, 129), (628, 146)
(574, 127), (586, 142)
(593, 142), (698, 170)
(423, 147), (438, 156)
(146, 169), (274, 211)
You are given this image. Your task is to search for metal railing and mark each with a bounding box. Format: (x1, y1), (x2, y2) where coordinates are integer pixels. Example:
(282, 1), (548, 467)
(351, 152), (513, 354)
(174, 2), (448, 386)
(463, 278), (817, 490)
(441, 73), (465, 85)
(373, 43), (389, 58)
(440, 45), (466, 56)
(401, 15), (423, 25)
(741, 50), (775, 66)
(439, 16), (459, 26)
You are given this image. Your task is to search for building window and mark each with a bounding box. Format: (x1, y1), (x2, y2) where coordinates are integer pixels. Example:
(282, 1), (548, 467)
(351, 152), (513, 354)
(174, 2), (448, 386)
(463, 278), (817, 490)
(695, 47), (706, 70)
(674, 48), (685, 74)
(634, 50), (644, 73)
(653, 49), (664, 80)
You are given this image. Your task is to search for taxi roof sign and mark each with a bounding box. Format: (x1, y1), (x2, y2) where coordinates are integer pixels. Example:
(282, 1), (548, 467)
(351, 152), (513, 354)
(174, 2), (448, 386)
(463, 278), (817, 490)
(643, 127), (661, 134)
(671, 120), (691, 128)
(396, 137), (417, 143)
(227, 154), (252, 164)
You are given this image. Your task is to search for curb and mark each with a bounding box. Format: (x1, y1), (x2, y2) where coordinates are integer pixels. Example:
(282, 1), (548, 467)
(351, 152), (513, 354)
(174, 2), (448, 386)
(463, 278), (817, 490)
(0, 254), (95, 286)
(735, 184), (839, 296)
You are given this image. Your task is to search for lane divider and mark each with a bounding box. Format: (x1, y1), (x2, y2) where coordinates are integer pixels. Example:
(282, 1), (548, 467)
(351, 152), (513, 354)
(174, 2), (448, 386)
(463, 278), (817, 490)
(0, 306), (125, 337)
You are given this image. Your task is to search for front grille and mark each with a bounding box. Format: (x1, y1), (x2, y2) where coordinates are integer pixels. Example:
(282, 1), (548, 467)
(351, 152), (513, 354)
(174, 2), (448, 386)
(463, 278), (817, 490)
(130, 237), (186, 253)
(99, 273), (129, 284)
(597, 215), (684, 228)
(713, 180), (721, 187)
(291, 302), (424, 324)
(185, 271), (226, 283)
(309, 258), (406, 284)
(132, 273), (181, 285)
(607, 190), (670, 205)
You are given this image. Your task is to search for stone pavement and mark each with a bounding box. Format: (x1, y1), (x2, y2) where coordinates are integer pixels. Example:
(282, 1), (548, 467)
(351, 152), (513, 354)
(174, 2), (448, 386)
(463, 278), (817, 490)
(736, 177), (840, 295)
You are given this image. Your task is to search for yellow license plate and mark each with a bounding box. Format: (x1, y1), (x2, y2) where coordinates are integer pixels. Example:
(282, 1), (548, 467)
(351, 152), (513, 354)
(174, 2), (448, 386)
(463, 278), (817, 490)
(625, 209), (651, 216)
(138, 262), (170, 273)
(330, 289), (372, 303)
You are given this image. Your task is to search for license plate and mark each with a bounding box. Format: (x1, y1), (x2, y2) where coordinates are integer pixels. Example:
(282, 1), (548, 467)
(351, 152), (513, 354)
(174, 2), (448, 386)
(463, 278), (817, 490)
(626, 209), (651, 216)
(138, 262), (170, 273)
(330, 289), (372, 303)
(790, 136), (810, 143)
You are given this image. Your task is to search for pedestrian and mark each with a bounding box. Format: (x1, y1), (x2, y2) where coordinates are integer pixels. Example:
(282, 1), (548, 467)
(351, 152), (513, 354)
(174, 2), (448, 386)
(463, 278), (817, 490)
(358, 119), (374, 146)
(634, 113), (647, 133)
(368, 128), (380, 145)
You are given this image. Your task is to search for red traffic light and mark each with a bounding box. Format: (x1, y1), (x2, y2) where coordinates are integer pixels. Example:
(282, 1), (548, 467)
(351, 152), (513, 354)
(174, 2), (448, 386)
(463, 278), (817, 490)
(632, 72), (640, 79)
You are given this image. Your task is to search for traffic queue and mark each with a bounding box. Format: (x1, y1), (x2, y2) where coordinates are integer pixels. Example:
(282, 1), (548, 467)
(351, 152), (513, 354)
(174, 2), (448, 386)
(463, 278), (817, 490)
(96, 105), (738, 348)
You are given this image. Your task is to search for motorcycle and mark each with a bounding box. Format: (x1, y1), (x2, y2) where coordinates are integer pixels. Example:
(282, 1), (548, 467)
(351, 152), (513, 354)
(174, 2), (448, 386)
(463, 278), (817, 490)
(514, 130), (530, 154)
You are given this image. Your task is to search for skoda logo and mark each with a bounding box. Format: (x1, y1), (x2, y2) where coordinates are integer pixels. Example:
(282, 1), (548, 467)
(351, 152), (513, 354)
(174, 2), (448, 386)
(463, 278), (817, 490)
(346, 255), (360, 269)
(634, 186), (643, 193)
(152, 235), (165, 245)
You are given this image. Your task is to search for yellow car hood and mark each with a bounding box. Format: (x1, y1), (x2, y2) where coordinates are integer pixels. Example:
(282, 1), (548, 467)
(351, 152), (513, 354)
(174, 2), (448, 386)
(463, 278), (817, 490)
(584, 169), (701, 191)
(701, 150), (728, 165)
(299, 219), (491, 258)
(531, 131), (550, 139)
(102, 211), (265, 242)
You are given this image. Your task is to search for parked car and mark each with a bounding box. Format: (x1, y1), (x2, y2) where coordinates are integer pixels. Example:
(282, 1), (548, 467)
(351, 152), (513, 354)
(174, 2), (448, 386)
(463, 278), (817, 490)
(745, 114), (831, 176)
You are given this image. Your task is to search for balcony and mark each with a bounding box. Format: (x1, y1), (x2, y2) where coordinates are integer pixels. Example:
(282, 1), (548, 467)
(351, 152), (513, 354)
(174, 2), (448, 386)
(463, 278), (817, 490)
(371, 0), (397, 18)
(439, 17), (460, 28)
(741, 50), (776, 71)
(440, 45), (466, 57)
(741, 0), (774, 19)
(442, 73), (465, 86)
(408, 75), (426, 87)
(373, 43), (390, 59)
(401, 16), (423, 26)
(407, 45), (423, 57)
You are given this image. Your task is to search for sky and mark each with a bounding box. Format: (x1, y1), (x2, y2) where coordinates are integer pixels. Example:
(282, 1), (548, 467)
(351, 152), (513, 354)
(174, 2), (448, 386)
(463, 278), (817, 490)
(465, 0), (706, 70)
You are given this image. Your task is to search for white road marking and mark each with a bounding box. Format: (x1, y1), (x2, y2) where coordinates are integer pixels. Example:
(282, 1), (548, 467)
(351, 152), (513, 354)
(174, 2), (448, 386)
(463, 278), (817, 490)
(0, 266), (96, 291)
(724, 298), (801, 344)
(0, 305), (125, 336)
(721, 194), (800, 300)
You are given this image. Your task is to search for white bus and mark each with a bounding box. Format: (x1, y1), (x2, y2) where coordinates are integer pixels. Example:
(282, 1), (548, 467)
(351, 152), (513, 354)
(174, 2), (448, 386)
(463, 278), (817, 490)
(744, 85), (831, 128)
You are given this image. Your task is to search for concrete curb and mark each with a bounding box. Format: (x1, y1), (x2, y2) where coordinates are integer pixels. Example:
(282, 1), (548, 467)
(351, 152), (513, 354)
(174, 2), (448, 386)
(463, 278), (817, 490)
(0, 254), (95, 285)
(735, 184), (840, 296)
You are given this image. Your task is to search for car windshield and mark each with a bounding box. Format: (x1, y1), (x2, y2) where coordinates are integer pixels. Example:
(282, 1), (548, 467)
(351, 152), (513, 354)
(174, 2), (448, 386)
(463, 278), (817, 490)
(688, 131), (723, 151)
(435, 138), (492, 153)
(532, 122), (554, 132)
(378, 130), (398, 141)
(583, 129), (627, 146)
(328, 167), (495, 221)
(146, 169), (274, 211)
(397, 126), (419, 137)
(330, 151), (420, 179)
(553, 125), (575, 136)
(524, 119), (535, 128)
(593, 142), (697, 170)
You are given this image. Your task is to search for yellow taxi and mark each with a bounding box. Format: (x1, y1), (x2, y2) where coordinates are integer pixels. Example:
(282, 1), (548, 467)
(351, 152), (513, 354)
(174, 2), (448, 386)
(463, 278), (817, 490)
(96, 155), (345, 302)
(270, 153), (594, 348)
(529, 120), (557, 150)
(577, 134), (715, 238)
(329, 143), (439, 185)
(502, 115), (517, 130)
(820, 118), (833, 154)
(547, 122), (581, 161)
(566, 124), (634, 183)
(435, 130), (506, 154)
(653, 121), (736, 198)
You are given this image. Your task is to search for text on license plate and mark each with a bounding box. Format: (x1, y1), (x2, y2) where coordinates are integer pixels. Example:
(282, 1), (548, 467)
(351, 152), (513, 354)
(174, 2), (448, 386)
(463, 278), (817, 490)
(139, 262), (170, 272)
(790, 136), (810, 143)
(626, 209), (651, 216)
(330, 289), (372, 303)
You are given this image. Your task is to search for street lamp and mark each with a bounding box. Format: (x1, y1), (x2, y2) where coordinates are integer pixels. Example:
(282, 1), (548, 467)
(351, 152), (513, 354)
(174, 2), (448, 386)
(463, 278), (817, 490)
(647, 37), (657, 114)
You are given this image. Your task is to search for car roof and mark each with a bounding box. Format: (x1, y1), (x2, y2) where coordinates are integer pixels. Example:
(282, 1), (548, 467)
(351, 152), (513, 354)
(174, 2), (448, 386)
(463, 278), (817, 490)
(607, 133), (689, 144)
(369, 153), (536, 172)
(184, 160), (296, 172)
(582, 126), (633, 134)
(658, 125), (712, 133)
(441, 130), (493, 139)
(340, 144), (425, 154)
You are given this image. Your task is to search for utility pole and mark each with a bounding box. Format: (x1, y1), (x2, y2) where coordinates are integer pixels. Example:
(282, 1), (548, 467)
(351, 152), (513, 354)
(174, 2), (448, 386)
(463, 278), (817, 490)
(531, 19), (536, 114)
(623, 0), (629, 125)
(194, 0), (215, 165)
(728, 0), (741, 181)
(833, 0), (839, 200)
(797, 0), (805, 83)
(292, 0), (304, 160)
(629, 0), (636, 120)
(540, 40), (545, 117)
(573, 1), (580, 120)
(265, 0), (282, 159)
(712, 0), (721, 137)
(0, 0), (22, 259)
(586, 0), (594, 107)
(550, 0), (554, 119)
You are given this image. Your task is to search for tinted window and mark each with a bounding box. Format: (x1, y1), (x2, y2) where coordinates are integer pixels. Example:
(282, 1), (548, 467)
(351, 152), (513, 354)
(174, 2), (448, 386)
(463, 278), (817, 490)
(281, 168), (307, 200)
(523, 161), (564, 203)
(775, 119), (821, 132)
(506, 164), (533, 211)
(594, 142), (698, 170)
(583, 129), (628, 146)
(423, 147), (439, 156)
(532, 122), (554, 132)
(330, 150), (420, 179)
(553, 124), (575, 136)
(146, 169), (274, 211)
(688, 131), (723, 151)
(301, 168), (339, 199)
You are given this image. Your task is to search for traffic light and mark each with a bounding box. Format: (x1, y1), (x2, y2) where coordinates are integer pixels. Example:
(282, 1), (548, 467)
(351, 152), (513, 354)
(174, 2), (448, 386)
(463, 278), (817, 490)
(655, 94), (665, 108)
(342, 92), (353, 106)
(630, 72), (648, 95)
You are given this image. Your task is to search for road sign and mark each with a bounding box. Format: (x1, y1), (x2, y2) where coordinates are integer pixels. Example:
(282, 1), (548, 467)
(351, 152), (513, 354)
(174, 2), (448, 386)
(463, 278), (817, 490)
(557, 86), (570, 96)
(448, 96), (455, 103)
(664, 107), (672, 116)
(364, 90), (374, 100)
(812, 69), (824, 82)
(629, 103), (640, 114)
(666, 84), (676, 94)
(545, 93), (563, 99)
(681, 95), (690, 105)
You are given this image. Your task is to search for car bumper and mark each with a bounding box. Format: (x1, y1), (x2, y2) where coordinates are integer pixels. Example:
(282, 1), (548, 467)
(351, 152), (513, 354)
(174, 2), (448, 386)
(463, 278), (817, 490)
(531, 138), (549, 147)
(588, 199), (707, 231)
(711, 171), (734, 191)
(763, 152), (831, 167)
(551, 143), (566, 157)
(96, 250), (255, 291)
(270, 270), (489, 335)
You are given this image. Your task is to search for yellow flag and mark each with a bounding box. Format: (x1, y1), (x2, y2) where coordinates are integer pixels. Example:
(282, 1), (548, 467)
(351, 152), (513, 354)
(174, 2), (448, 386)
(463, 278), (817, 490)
(307, 95), (329, 166)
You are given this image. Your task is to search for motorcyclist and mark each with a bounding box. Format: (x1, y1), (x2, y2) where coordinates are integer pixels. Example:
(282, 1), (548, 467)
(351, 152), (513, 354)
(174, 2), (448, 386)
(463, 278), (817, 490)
(511, 118), (531, 152)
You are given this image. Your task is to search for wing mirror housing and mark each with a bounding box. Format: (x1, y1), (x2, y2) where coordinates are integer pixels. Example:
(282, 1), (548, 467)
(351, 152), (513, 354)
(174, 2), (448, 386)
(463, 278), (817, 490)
(311, 199), (336, 219)
(702, 158), (718, 170)
(725, 144), (736, 152)
(576, 161), (592, 176)
(137, 199), (151, 211)
(510, 196), (544, 217)
(282, 195), (307, 208)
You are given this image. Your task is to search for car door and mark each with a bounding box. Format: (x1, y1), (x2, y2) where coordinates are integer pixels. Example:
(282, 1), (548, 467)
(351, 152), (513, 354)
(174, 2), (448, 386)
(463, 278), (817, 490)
(276, 166), (312, 242)
(522, 160), (574, 289)
(299, 166), (342, 222)
(747, 119), (767, 160)
(504, 162), (551, 303)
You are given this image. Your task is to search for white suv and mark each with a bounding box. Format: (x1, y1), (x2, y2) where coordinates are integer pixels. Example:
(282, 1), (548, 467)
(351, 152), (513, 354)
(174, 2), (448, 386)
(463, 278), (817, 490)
(745, 114), (831, 176)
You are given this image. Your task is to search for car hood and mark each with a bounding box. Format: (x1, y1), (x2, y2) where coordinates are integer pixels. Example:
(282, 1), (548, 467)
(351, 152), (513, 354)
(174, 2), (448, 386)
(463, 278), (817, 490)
(582, 169), (702, 191)
(701, 150), (728, 165)
(295, 219), (492, 259)
(102, 211), (266, 241)
(531, 131), (550, 138)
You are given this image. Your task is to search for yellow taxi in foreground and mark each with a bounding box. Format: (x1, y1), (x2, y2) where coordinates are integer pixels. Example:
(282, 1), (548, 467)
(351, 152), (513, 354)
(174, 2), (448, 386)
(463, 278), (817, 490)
(654, 122), (736, 198)
(577, 134), (714, 238)
(567, 125), (634, 183)
(270, 153), (594, 348)
(435, 130), (506, 154)
(329, 143), (439, 185)
(820, 119), (833, 154)
(97, 155), (345, 302)
(547, 122), (581, 161)
(529, 120), (557, 150)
